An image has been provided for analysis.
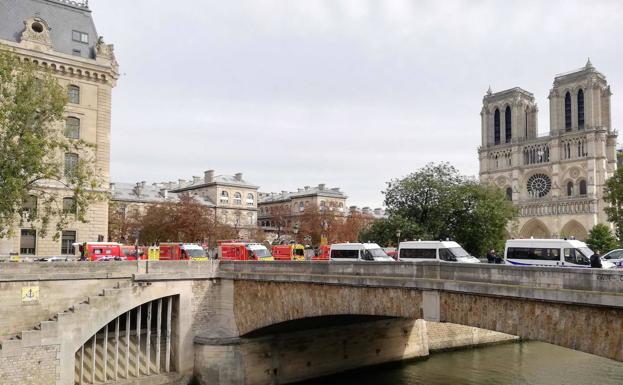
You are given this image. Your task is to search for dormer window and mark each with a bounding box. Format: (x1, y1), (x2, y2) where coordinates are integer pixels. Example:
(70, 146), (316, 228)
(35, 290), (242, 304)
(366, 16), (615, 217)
(72, 30), (89, 44)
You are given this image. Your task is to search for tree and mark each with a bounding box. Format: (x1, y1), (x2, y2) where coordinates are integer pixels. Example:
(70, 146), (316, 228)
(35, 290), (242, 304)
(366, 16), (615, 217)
(334, 210), (374, 243)
(269, 204), (291, 240)
(586, 224), (619, 253)
(603, 164), (623, 241)
(380, 162), (517, 256)
(359, 215), (423, 247)
(107, 201), (141, 244)
(0, 52), (101, 239)
(297, 206), (340, 246)
(133, 194), (236, 245)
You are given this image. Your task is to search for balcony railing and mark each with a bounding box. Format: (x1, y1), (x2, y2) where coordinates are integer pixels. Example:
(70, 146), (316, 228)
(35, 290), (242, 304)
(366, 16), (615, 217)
(517, 197), (595, 217)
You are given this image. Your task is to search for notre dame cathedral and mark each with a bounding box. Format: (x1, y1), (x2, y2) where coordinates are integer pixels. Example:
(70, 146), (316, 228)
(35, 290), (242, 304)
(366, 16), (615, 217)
(478, 60), (618, 240)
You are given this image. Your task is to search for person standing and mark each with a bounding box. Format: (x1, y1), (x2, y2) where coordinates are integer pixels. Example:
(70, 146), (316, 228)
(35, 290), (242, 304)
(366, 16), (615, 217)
(486, 249), (496, 264)
(590, 250), (603, 268)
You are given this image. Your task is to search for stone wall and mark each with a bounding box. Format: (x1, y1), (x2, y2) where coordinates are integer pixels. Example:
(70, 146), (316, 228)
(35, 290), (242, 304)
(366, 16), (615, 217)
(0, 344), (60, 385)
(232, 280), (422, 336)
(426, 321), (517, 351)
(440, 292), (623, 361)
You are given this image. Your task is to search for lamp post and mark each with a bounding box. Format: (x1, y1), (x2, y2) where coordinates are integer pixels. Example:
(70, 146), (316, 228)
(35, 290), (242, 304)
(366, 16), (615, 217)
(396, 230), (401, 248)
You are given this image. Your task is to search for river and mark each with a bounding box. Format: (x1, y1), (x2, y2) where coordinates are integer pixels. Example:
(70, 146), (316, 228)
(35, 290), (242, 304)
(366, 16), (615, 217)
(296, 341), (623, 385)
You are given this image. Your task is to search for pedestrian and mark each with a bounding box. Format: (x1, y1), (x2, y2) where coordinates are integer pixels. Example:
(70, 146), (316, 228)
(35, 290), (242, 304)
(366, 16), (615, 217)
(494, 251), (503, 264)
(590, 250), (602, 268)
(486, 249), (496, 264)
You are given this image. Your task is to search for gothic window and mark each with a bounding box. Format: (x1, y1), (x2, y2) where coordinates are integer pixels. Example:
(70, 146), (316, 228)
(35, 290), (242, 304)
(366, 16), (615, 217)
(505, 106), (512, 143)
(526, 174), (551, 198)
(577, 89), (585, 129)
(579, 180), (587, 196)
(65, 117), (80, 139)
(525, 108), (529, 138)
(506, 187), (513, 201)
(494, 109), (501, 145)
(564, 92), (572, 131)
(68, 85), (80, 104)
(567, 181), (574, 197)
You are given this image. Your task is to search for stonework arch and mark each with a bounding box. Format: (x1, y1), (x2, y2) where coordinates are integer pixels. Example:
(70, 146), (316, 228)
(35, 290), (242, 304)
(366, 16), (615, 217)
(560, 220), (588, 240)
(520, 218), (551, 239)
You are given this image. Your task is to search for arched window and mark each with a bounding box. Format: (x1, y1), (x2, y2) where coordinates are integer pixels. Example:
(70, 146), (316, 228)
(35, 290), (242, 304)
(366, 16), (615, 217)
(505, 187), (513, 201)
(505, 106), (512, 143)
(577, 89), (585, 129)
(68, 85), (80, 104)
(246, 193), (254, 206)
(494, 108), (501, 145)
(65, 117), (80, 139)
(299, 202), (305, 212)
(220, 191), (229, 203)
(564, 92), (572, 131)
(579, 180), (587, 196)
(567, 181), (574, 197)
(233, 192), (242, 205)
(62, 197), (76, 214)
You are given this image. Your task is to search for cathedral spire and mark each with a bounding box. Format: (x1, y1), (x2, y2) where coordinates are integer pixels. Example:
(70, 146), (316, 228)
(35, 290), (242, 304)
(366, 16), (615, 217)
(585, 57), (593, 69)
(486, 85), (492, 95)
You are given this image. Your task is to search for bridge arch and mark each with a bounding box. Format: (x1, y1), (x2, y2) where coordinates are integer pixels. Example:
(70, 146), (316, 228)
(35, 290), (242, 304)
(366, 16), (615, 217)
(57, 283), (191, 385)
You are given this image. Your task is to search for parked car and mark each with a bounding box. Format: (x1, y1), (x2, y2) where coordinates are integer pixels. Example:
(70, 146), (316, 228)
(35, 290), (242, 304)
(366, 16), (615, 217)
(601, 249), (623, 268)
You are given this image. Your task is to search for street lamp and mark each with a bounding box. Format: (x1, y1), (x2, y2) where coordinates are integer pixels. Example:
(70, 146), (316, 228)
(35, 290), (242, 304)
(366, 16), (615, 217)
(396, 230), (401, 248)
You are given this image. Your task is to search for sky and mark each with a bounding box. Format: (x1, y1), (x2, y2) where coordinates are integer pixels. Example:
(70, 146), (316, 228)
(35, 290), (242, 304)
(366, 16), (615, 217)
(89, 0), (623, 208)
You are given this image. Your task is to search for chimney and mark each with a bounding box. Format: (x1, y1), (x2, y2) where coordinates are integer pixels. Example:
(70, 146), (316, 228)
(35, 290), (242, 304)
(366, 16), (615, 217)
(134, 182), (143, 197)
(178, 179), (186, 188)
(304, 186), (310, 190)
(331, 187), (340, 192)
(204, 170), (214, 183)
(193, 176), (201, 184)
(318, 184), (325, 190)
(374, 208), (382, 215)
(167, 181), (176, 190)
(298, 188), (303, 192)
(141, 181), (146, 188)
(281, 190), (287, 195)
(362, 207), (370, 213)
(160, 188), (169, 199)
(234, 172), (243, 181)
(109, 182), (115, 192)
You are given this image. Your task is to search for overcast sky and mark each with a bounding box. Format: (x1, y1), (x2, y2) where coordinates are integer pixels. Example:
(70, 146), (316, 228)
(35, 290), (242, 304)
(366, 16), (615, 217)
(90, 0), (623, 208)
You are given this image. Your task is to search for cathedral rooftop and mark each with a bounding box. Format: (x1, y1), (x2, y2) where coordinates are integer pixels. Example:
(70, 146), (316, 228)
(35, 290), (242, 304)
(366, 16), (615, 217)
(554, 58), (606, 84)
(483, 87), (534, 102)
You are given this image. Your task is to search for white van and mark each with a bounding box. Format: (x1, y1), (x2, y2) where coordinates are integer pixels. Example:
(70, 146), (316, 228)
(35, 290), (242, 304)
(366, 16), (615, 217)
(398, 241), (480, 263)
(329, 243), (395, 262)
(504, 239), (615, 269)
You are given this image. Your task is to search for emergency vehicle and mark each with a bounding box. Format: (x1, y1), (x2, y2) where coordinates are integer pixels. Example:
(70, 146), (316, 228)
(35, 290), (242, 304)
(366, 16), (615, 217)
(311, 245), (330, 261)
(158, 243), (208, 261)
(272, 244), (305, 261)
(76, 242), (123, 261)
(219, 242), (273, 261)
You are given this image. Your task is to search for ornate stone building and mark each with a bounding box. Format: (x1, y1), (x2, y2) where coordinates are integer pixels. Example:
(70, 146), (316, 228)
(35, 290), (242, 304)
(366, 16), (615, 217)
(0, 0), (118, 256)
(478, 60), (617, 240)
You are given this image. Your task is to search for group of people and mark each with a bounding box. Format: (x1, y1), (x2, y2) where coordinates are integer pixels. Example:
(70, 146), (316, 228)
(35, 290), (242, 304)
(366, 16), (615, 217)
(486, 249), (503, 264)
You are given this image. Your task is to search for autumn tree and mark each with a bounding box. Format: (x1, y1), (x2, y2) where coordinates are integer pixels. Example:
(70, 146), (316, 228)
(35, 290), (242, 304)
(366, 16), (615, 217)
(269, 204), (291, 240)
(0, 51), (102, 239)
(107, 201), (141, 244)
(334, 210), (374, 243)
(297, 205), (340, 246)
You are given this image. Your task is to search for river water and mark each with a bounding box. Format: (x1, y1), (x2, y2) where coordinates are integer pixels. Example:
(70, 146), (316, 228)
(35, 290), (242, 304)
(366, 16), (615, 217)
(297, 341), (623, 385)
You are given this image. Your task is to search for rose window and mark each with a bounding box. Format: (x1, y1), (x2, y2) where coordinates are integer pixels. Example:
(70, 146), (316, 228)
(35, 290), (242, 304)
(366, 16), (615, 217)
(527, 174), (551, 198)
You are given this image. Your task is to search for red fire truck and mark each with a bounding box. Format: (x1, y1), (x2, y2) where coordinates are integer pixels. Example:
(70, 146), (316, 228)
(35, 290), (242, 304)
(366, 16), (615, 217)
(77, 242), (123, 261)
(219, 242), (273, 261)
(311, 245), (330, 261)
(158, 243), (207, 261)
(272, 244), (306, 261)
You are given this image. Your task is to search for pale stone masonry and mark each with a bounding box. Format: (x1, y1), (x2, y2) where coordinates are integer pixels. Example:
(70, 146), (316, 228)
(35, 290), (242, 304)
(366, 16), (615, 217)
(0, 0), (119, 257)
(478, 60), (617, 239)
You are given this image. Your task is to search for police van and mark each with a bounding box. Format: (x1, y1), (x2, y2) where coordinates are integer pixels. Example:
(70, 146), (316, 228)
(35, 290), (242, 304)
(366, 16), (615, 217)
(329, 243), (395, 262)
(504, 239), (615, 269)
(398, 241), (480, 263)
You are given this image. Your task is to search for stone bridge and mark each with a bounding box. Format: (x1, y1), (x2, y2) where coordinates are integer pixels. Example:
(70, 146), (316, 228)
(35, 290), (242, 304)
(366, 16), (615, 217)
(0, 261), (622, 385)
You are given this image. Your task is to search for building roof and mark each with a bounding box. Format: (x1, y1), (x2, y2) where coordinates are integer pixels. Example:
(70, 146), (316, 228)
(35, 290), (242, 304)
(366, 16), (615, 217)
(259, 184), (347, 204)
(0, 0), (98, 58)
(483, 86), (534, 103)
(553, 59), (606, 85)
(111, 182), (216, 207)
(169, 173), (259, 192)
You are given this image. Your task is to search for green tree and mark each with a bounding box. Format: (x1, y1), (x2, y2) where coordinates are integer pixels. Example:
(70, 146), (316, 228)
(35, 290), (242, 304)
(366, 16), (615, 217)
(379, 162), (517, 256)
(585, 224), (619, 253)
(359, 215), (423, 247)
(0, 52), (100, 239)
(603, 162), (623, 241)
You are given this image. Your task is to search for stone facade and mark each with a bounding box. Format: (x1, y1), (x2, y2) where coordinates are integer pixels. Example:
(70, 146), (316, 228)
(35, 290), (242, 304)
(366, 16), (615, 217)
(0, 0), (118, 257)
(478, 60), (617, 240)
(167, 170), (259, 239)
(258, 184), (347, 239)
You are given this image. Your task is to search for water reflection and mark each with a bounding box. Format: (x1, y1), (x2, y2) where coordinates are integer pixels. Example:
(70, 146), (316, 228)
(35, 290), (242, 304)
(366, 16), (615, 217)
(296, 341), (623, 385)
